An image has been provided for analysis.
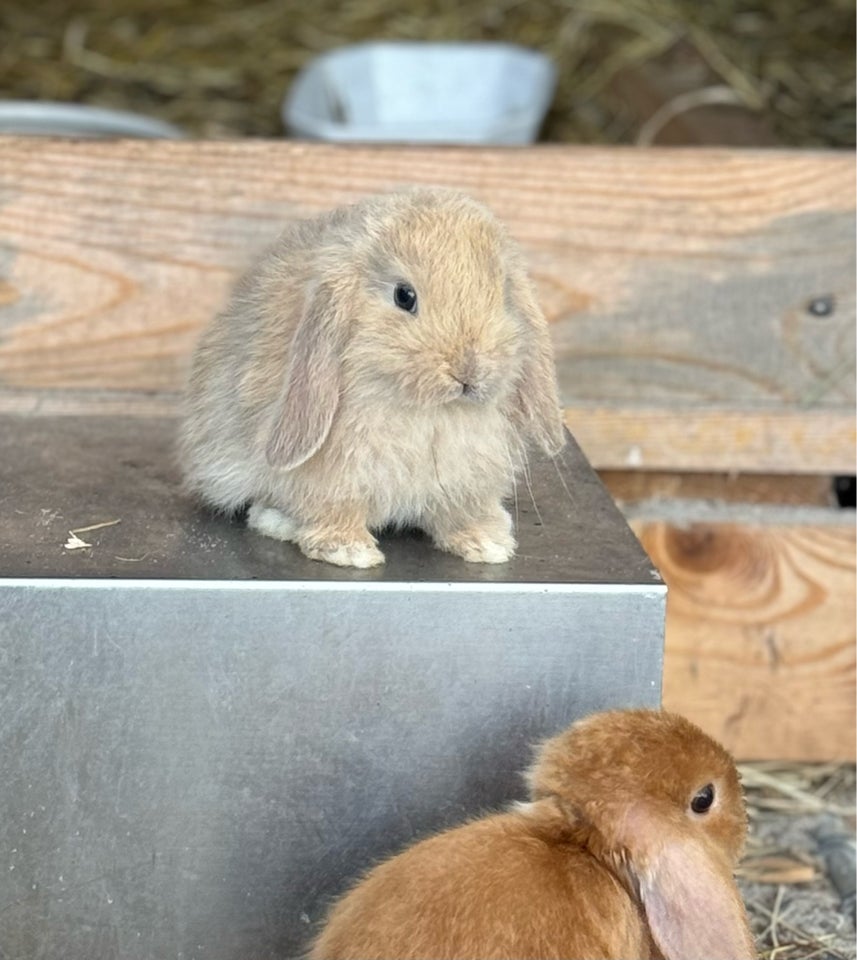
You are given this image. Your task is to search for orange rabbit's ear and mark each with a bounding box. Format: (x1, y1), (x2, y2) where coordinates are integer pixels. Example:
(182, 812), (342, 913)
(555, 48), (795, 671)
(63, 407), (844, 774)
(265, 283), (343, 470)
(504, 262), (566, 456)
(627, 810), (756, 960)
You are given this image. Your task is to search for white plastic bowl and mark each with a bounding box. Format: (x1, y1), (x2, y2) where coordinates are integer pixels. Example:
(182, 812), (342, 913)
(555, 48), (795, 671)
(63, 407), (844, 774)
(0, 101), (185, 139)
(283, 42), (556, 145)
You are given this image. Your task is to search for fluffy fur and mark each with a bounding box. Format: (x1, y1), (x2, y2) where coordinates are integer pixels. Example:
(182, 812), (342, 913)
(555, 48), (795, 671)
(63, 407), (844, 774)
(309, 710), (756, 960)
(179, 188), (565, 567)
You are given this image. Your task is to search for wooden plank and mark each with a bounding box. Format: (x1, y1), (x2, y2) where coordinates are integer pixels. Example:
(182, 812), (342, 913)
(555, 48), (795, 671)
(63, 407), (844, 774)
(630, 517), (856, 761)
(0, 140), (853, 473)
(601, 470), (835, 507)
(566, 405), (856, 475)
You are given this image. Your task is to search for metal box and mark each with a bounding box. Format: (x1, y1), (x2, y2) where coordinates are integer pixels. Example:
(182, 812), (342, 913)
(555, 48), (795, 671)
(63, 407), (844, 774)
(0, 415), (665, 960)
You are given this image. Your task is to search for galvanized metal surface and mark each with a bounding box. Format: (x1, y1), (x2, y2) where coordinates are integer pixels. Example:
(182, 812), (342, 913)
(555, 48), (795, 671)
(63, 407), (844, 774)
(0, 415), (665, 960)
(0, 415), (659, 584)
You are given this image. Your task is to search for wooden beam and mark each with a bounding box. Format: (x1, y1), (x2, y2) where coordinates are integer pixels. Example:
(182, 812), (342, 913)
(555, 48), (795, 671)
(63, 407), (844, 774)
(631, 516), (856, 761)
(566, 405), (856, 475)
(0, 140), (853, 474)
(600, 470), (835, 507)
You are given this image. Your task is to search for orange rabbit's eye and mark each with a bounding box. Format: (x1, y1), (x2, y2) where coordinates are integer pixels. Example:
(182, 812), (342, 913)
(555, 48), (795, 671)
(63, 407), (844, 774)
(394, 282), (418, 315)
(691, 783), (715, 814)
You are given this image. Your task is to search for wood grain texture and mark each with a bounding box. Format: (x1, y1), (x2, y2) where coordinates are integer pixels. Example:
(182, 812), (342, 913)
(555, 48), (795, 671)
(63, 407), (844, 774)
(566, 405), (856, 474)
(0, 139), (853, 472)
(631, 518), (856, 761)
(601, 470), (835, 508)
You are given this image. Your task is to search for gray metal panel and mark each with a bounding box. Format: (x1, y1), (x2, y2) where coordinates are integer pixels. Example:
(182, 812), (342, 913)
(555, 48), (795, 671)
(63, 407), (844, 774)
(0, 414), (665, 959)
(1, 582), (663, 960)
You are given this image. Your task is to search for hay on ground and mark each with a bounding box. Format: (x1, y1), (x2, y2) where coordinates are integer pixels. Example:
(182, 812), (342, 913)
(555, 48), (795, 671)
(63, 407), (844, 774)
(0, 0), (853, 145)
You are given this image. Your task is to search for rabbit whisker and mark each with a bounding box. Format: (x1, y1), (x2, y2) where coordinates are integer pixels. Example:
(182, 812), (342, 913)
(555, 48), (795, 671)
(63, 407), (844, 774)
(519, 448), (543, 527)
(551, 453), (577, 507)
(502, 440), (520, 530)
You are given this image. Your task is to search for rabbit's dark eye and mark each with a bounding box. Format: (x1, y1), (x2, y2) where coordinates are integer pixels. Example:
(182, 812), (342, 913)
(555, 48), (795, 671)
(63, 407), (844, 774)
(691, 784), (715, 814)
(393, 282), (418, 314)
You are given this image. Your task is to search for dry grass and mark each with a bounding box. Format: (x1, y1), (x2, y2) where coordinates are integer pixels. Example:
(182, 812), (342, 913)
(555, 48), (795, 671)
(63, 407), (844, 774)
(742, 762), (856, 819)
(739, 761), (856, 960)
(0, 0), (854, 145)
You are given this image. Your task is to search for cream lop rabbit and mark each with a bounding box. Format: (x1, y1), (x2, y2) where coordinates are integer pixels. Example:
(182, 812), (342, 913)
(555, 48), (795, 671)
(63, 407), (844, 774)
(180, 188), (564, 568)
(310, 709), (757, 960)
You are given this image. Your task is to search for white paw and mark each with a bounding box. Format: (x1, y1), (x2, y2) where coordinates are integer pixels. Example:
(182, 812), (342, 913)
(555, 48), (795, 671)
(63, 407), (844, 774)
(457, 535), (516, 564)
(247, 504), (298, 542)
(303, 540), (385, 569)
(436, 508), (516, 564)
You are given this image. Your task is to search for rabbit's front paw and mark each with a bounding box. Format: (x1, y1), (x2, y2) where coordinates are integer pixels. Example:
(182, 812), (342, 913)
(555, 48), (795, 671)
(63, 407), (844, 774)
(431, 505), (516, 564)
(451, 533), (516, 564)
(300, 535), (385, 569)
(438, 525), (516, 564)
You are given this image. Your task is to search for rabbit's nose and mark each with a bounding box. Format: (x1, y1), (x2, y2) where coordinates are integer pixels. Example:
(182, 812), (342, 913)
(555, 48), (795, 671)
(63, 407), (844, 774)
(453, 378), (480, 400)
(452, 360), (487, 401)
(451, 372), (474, 391)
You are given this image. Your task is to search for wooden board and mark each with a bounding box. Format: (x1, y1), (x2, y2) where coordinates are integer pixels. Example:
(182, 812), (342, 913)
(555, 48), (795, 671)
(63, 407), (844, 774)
(0, 139), (853, 473)
(631, 517), (856, 761)
(566, 405), (856, 474)
(600, 470), (835, 507)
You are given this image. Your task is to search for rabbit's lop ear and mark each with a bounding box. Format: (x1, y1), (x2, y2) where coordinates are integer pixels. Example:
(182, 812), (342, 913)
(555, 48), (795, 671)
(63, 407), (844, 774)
(629, 812), (756, 960)
(505, 263), (566, 456)
(266, 283), (342, 470)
